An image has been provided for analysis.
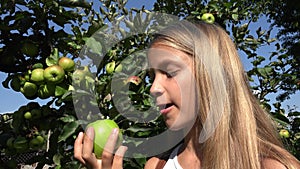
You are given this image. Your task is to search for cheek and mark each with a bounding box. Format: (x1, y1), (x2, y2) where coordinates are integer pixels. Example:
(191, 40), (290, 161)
(179, 73), (197, 114)
(177, 73), (196, 105)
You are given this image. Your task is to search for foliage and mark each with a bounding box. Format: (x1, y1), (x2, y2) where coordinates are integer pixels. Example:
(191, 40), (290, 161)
(0, 0), (299, 168)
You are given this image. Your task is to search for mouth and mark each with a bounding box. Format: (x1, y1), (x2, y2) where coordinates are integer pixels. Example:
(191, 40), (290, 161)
(157, 103), (174, 114)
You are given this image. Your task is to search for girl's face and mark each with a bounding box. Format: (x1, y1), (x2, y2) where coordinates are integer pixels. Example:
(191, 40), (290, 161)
(148, 44), (197, 131)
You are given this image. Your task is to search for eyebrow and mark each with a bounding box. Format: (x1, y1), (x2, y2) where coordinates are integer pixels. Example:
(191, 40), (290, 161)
(159, 57), (186, 69)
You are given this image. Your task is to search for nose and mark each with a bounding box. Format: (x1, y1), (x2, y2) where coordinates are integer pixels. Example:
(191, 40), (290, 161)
(150, 76), (164, 97)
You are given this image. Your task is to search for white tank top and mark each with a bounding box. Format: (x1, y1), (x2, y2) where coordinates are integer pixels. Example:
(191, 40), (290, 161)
(163, 144), (183, 169)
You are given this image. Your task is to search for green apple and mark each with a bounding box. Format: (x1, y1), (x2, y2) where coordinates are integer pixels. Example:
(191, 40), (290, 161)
(24, 111), (32, 119)
(106, 61), (116, 74)
(36, 135), (44, 143)
(29, 135), (44, 149)
(72, 69), (86, 85)
(44, 65), (65, 84)
(24, 72), (30, 81)
(201, 13), (215, 24)
(31, 68), (45, 84)
(279, 129), (290, 138)
(21, 41), (39, 57)
(58, 57), (75, 72)
(86, 119), (123, 159)
(21, 81), (38, 98)
(115, 63), (123, 73)
(72, 66), (92, 85)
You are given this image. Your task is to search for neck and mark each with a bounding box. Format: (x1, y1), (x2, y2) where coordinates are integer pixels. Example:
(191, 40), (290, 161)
(182, 124), (202, 156)
(177, 122), (202, 168)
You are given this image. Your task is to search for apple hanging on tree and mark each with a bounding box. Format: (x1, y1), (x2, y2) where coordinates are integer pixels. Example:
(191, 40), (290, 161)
(43, 65), (65, 84)
(106, 61), (116, 74)
(201, 13), (215, 24)
(58, 57), (75, 72)
(21, 81), (38, 98)
(279, 129), (290, 138)
(30, 68), (45, 84)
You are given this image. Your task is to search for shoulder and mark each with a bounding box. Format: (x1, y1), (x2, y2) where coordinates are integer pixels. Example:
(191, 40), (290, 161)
(144, 157), (161, 169)
(262, 158), (287, 169)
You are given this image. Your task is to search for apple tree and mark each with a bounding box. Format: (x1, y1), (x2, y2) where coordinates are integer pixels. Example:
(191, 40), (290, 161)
(0, 0), (299, 168)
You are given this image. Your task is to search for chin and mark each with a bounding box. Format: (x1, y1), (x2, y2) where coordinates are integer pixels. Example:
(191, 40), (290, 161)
(167, 122), (188, 131)
(167, 118), (196, 133)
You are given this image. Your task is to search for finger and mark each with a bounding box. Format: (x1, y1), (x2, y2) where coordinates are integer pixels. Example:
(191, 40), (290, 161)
(102, 128), (119, 169)
(74, 132), (86, 165)
(82, 127), (99, 168)
(112, 146), (128, 169)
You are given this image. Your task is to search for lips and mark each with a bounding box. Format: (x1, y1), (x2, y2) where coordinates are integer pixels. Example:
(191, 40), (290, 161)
(157, 103), (174, 114)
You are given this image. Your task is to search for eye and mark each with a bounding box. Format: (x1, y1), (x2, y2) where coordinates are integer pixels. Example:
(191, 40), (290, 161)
(148, 68), (155, 80)
(164, 70), (178, 78)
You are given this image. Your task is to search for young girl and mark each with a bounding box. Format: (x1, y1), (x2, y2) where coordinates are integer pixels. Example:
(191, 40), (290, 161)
(74, 21), (300, 169)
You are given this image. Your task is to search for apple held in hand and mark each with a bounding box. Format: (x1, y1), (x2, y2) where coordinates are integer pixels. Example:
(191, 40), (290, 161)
(44, 65), (65, 84)
(58, 57), (75, 72)
(86, 119), (123, 159)
(201, 13), (215, 24)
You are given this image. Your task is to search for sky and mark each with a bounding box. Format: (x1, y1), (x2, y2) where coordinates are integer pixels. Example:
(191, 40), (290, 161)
(0, 0), (299, 114)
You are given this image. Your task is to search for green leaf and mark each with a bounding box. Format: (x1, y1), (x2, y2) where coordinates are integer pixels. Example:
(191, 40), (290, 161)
(273, 113), (290, 124)
(32, 63), (44, 69)
(126, 126), (152, 133)
(232, 14), (238, 21)
(257, 66), (272, 78)
(55, 85), (68, 97)
(288, 112), (300, 117)
(85, 37), (102, 54)
(58, 121), (79, 142)
(60, 115), (76, 123)
(2, 75), (11, 89)
(53, 153), (63, 166)
(46, 48), (59, 66)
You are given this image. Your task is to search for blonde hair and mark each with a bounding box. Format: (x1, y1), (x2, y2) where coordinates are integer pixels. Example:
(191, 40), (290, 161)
(150, 21), (300, 169)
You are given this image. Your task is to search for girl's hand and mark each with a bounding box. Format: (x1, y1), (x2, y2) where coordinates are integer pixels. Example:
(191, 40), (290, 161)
(74, 127), (128, 169)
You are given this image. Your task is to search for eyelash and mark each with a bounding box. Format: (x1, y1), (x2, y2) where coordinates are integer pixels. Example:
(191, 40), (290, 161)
(164, 70), (177, 78)
(148, 69), (178, 79)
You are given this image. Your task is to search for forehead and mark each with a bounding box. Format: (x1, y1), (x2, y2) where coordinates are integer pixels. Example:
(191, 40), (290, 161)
(147, 45), (192, 68)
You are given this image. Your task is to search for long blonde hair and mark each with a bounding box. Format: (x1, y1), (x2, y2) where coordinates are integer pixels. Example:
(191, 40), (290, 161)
(151, 21), (300, 169)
